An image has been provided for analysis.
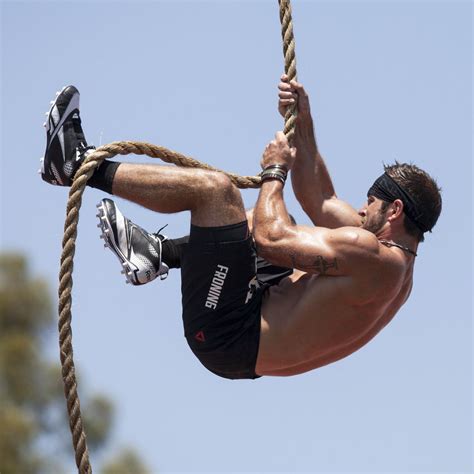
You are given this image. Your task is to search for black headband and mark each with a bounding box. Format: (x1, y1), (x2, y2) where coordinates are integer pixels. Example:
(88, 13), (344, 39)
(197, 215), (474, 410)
(367, 173), (430, 233)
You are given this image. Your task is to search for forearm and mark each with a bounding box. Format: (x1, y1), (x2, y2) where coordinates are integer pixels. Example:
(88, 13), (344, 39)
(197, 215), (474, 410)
(291, 117), (335, 205)
(253, 180), (293, 260)
(278, 77), (336, 208)
(291, 119), (360, 228)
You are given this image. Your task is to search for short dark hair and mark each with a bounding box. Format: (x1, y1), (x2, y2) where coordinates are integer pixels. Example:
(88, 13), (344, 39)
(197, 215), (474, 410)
(384, 162), (442, 242)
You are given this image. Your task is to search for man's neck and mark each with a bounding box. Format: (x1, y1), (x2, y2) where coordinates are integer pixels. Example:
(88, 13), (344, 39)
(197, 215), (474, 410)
(377, 228), (418, 257)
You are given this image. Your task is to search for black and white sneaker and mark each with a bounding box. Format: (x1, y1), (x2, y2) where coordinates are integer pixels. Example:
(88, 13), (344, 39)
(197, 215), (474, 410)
(40, 85), (95, 186)
(96, 198), (169, 285)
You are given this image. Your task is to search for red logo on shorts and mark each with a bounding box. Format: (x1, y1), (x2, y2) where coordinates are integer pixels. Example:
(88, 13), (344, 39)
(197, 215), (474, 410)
(195, 330), (206, 343)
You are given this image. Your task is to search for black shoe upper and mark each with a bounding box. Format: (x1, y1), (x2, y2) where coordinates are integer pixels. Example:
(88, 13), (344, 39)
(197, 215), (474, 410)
(41, 85), (95, 186)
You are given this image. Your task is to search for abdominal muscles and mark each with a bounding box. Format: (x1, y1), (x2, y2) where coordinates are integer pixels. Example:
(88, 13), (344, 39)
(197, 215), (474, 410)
(256, 272), (399, 375)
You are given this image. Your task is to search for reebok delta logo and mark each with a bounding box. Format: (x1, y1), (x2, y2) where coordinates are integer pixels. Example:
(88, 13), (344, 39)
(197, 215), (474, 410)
(205, 264), (229, 309)
(195, 330), (206, 343)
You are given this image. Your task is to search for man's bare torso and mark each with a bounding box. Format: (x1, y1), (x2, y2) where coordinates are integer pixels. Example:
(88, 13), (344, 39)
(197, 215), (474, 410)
(255, 243), (414, 376)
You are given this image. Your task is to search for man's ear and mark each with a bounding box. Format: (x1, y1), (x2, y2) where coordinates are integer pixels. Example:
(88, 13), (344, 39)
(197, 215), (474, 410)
(388, 199), (404, 222)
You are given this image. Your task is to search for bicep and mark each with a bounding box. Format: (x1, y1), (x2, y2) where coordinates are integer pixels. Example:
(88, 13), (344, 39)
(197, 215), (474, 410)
(256, 225), (379, 277)
(302, 196), (362, 229)
(256, 225), (344, 276)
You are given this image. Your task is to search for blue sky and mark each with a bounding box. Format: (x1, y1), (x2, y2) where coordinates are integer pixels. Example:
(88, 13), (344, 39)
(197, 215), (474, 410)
(1, 1), (472, 472)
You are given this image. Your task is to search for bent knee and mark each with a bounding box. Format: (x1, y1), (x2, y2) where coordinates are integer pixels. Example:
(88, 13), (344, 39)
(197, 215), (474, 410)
(190, 170), (245, 226)
(200, 171), (240, 205)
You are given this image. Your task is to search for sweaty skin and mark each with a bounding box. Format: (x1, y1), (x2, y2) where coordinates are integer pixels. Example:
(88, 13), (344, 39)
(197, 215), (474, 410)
(252, 132), (417, 376)
(256, 240), (414, 376)
(277, 74), (361, 229)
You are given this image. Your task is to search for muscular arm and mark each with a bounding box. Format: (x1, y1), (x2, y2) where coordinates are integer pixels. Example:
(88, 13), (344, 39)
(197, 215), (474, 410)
(292, 116), (361, 228)
(279, 77), (361, 228)
(253, 179), (333, 273)
(253, 179), (378, 276)
(255, 131), (380, 276)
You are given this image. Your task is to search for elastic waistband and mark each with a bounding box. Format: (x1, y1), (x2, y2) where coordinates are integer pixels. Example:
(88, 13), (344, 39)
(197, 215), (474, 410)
(189, 220), (249, 244)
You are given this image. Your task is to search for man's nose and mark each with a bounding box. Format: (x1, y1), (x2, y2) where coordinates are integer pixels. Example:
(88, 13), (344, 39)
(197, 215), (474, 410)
(358, 208), (367, 217)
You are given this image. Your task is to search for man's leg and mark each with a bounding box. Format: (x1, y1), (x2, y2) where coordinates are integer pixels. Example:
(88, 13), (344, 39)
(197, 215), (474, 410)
(41, 85), (290, 289)
(111, 163), (246, 228)
(95, 165), (247, 285)
(40, 84), (245, 228)
(98, 199), (293, 285)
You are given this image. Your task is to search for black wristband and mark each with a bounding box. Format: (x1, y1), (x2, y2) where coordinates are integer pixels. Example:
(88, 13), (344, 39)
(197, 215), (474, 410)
(260, 164), (287, 184)
(260, 172), (286, 184)
(262, 164), (288, 173)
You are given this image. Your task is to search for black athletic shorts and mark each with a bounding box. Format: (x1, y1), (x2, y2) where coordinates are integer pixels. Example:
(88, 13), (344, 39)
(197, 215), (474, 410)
(180, 221), (292, 380)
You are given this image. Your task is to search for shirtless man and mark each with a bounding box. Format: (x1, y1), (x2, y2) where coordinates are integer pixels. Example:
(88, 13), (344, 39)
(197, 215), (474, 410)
(40, 79), (442, 379)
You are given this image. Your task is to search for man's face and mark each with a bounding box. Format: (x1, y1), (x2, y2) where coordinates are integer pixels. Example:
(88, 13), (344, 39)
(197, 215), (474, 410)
(359, 196), (389, 235)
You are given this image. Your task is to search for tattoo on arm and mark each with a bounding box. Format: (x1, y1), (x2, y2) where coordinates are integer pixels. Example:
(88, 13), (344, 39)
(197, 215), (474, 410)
(313, 255), (338, 274)
(290, 253), (338, 275)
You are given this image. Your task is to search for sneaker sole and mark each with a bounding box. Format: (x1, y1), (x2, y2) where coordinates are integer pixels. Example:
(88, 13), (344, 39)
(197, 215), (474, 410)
(96, 201), (140, 285)
(44, 85), (69, 132)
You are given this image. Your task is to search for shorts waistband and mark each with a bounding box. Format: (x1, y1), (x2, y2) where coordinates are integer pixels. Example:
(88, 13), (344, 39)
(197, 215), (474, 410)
(189, 220), (249, 244)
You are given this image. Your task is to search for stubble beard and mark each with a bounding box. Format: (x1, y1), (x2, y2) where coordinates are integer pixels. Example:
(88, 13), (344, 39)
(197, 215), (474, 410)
(362, 210), (387, 235)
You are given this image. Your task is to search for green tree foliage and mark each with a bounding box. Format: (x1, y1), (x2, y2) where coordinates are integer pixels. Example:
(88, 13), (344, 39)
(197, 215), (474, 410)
(0, 254), (54, 473)
(0, 254), (150, 473)
(102, 448), (151, 474)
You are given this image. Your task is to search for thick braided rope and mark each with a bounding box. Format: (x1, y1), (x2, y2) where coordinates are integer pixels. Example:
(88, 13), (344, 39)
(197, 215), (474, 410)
(57, 2), (298, 472)
(279, 0), (298, 142)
